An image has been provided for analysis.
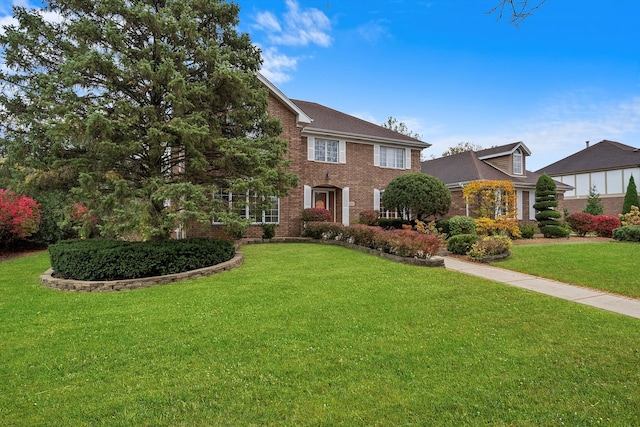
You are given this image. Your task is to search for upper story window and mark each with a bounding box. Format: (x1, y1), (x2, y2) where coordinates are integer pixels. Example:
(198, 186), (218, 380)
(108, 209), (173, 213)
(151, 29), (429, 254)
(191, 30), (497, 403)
(307, 137), (346, 164)
(374, 145), (411, 170)
(513, 148), (523, 175)
(315, 138), (338, 163)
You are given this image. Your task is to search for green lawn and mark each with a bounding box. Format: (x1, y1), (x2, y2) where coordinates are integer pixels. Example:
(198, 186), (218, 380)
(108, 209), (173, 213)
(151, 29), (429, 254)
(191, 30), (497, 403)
(495, 241), (640, 298)
(1, 243), (639, 426)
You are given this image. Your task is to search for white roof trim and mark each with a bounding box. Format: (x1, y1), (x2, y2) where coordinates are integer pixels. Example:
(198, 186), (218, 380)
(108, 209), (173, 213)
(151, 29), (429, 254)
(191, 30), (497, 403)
(302, 128), (430, 149)
(256, 73), (312, 126)
(477, 142), (532, 160)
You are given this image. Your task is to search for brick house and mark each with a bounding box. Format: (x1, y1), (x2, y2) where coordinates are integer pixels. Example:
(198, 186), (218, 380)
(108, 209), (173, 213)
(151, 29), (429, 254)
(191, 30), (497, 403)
(421, 142), (571, 222)
(536, 140), (640, 216)
(191, 74), (429, 238)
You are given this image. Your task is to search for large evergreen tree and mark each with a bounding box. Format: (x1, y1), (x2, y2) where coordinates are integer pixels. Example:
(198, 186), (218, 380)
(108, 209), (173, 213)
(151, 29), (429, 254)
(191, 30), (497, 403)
(622, 176), (639, 215)
(0, 0), (296, 240)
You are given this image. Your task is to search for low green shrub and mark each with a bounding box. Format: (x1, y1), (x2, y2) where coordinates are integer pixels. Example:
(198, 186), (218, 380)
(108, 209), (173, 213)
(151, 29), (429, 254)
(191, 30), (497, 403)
(449, 215), (476, 236)
(49, 238), (235, 281)
(303, 222), (344, 239)
(435, 218), (450, 236)
(446, 234), (481, 255)
(540, 224), (570, 238)
(378, 218), (408, 230)
(260, 223), (277, 239)
(612, 225), (640, 242)
(468, 235), (512, 260)
(519, 223), (537, 239)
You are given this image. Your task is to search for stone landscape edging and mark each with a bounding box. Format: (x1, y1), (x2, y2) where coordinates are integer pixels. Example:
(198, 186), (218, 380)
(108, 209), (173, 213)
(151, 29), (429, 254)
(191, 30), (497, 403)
(40, 236), (444, 292)
(40, 252), (244, 292)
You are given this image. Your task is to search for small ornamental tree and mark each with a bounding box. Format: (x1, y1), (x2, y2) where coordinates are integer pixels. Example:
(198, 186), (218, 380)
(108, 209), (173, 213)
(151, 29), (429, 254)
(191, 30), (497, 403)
(533, 174), (568, 237)
(462, 180), (520, 237)
(583, 185), (604, 215)
(0, 189), (41, 245)
(622, 176), (639, 215)
(381, 173), (451, 221)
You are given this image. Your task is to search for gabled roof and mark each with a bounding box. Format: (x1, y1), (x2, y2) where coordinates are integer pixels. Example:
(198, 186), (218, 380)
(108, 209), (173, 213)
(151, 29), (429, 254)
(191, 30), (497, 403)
(421, 144), (572, 191)
(256, 73), (312, 126)
(536, 140), (640, 175)
(477, 141), (531, 160)
(292, 99), (430, 149)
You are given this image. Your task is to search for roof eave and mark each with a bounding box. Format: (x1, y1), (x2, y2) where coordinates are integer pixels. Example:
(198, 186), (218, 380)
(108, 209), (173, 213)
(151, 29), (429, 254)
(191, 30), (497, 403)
(302, 127), (431, 149)
(256, 72), (313, 126)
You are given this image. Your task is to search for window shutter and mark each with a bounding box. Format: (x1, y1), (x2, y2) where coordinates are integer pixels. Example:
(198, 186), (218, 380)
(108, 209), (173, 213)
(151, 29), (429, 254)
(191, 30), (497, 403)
(303, 185), (312, 209)
(373, 188), (381, 211)
(307, 137), (315, 161)
(405, 148), (412, 170)
(373, 144), (380, 166)
(339, 140), (346, 164)
(528, 191), (537, 221)
(342, 187), (350, 226)
(516, 190), (523, 220)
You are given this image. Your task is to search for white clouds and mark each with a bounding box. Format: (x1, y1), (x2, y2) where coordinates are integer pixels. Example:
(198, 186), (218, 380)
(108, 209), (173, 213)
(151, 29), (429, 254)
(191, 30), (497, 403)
(354, 20), (390, 43)
(251, 0), (332, 83)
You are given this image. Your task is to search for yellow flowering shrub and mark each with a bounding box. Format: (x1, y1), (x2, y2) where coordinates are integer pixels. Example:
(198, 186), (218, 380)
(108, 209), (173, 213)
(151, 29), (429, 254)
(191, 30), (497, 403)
(462, 180), (520, 237)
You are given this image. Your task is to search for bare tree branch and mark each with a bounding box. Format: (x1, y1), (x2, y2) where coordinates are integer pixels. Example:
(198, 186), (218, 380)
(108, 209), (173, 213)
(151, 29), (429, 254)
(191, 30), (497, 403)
(487, 0), (547, 27)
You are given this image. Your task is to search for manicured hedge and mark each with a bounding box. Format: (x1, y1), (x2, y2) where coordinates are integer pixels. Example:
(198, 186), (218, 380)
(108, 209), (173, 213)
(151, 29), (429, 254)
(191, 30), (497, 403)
(446, 234), (481, 255)
(49, 238), (235, 281)
(612, 225), (640, 242)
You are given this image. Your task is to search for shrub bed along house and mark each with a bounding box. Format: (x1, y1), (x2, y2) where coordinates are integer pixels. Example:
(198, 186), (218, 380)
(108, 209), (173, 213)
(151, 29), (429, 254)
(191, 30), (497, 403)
(303, 223), (442, 259)
(49, 238), (235, 281)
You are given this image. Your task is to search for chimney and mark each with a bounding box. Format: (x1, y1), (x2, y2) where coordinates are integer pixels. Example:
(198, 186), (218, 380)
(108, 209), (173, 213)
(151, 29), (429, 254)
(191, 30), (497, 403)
(585, 140), (590, 148)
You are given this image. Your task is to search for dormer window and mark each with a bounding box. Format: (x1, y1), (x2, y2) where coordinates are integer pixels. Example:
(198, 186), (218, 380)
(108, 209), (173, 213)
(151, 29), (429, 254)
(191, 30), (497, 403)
(513, 148), (523, 175)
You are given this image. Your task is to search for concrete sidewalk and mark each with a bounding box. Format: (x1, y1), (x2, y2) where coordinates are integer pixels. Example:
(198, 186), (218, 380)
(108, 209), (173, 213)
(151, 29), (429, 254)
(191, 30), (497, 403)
(443, 256), (640, 320)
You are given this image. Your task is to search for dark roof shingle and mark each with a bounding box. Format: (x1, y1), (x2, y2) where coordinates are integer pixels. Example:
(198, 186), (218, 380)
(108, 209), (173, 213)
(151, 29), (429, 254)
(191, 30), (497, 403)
(537, 140), (640, 175)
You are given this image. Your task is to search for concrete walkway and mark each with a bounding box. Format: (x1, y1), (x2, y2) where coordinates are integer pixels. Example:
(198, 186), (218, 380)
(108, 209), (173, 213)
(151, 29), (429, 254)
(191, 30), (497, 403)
(443, 256), (640, 320)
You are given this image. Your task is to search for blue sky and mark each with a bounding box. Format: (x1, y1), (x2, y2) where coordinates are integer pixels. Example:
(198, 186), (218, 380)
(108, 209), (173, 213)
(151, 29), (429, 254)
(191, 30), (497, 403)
(237, 0), (640, 170)
(1, 1), (639, 170)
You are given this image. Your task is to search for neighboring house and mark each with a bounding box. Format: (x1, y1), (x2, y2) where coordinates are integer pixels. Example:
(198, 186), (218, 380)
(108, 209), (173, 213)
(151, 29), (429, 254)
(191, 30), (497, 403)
(192, 74), (429, 238)
(536, 140), (640, 216)
(421, 142), (571, 222)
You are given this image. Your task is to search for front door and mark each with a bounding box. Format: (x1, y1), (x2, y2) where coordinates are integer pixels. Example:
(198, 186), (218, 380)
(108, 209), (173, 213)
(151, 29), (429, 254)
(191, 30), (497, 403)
(313, 189), (336, 222)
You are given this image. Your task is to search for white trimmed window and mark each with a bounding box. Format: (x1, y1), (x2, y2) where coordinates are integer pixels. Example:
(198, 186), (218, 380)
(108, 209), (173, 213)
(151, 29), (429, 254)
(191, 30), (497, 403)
(214, 191), (279, 224)
(307, 137), (346, 163)
(374, 145), (411, 169)
(513, 148), (523, 175)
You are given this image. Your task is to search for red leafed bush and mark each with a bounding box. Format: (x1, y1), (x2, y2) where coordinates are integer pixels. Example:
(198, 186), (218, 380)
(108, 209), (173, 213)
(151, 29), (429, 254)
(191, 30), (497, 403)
(385, 229), (442, 258)
(358, 209), (380, 226)
(0, 189), (41, 245)
(301, 208), (332, 222)
(593, 215), (621, 238)
(566, 212), (595, 236)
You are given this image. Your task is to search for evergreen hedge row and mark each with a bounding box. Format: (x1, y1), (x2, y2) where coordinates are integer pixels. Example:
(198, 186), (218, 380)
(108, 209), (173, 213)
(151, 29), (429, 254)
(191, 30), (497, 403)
(49, 238), (235, 281)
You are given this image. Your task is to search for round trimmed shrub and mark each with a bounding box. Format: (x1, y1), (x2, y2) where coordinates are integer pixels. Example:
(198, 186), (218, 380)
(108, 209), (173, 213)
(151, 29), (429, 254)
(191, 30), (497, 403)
(519, 223), (536, 239)
(540, 224), (570, 238)
(449, 215), (477, 236)
(593, 215), (620, 238)
(566, 212), (595, 237)
(446, 233), (481, 255)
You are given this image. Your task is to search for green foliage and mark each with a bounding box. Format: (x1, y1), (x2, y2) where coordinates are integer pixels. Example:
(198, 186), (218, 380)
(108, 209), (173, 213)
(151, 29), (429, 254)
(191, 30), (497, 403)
(260, 223), (277, 240)
(518, 223), (537, 239)
(622, 176), (639, 214)
(378, 218), (409, 230)
(583, 185), (604, 215)
(0, 1), (297, 240)
(612, 225), (640, 242)
(380, 117), (421, 139)
(435, 218), (450, 236)
(533, 174), (563, 234)
(446, 234), (481, 255)
(381, 173), (451, 220)
(441, 142), (483, 157)
(49, 238), (235, 281)
(448, 215), (477, 236)
(468, 235), (512, 260)
(215, 212), (251, 240)
(540, 224), (571, 238)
